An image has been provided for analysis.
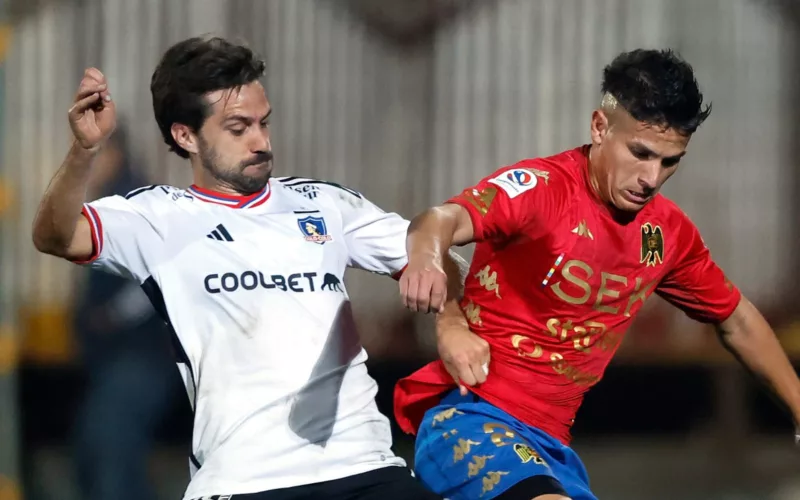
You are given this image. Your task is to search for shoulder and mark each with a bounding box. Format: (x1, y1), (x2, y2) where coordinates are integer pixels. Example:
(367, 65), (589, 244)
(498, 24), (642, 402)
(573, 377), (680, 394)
(275, 176), (370, 211)
(485, 148), (585, 211)
(88, 184), (191, 223)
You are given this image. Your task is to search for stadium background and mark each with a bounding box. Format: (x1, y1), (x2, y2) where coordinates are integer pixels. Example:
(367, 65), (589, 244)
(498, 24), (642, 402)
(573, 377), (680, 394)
(1, 0), (800, 498)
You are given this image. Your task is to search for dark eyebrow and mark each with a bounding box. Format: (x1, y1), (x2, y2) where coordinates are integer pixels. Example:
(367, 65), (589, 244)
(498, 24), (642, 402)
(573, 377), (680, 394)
(223, 109), (271, 126)
(222, 115), (252, 125)
(628, 141), (686, 163)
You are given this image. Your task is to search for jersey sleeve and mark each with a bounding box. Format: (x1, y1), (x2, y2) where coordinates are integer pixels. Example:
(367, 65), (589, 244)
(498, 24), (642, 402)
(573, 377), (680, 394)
(339, 192), (409, 278)
(75, 193), (160, 282)
(287, 178), (409, 277)
(446, 161), (562, 243)
(656, 217), (741, 324)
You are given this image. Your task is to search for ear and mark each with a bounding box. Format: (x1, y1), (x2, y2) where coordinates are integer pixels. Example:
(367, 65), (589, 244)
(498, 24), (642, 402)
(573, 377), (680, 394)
(171, 123), (199, 155)
(590, 109), (609, 146)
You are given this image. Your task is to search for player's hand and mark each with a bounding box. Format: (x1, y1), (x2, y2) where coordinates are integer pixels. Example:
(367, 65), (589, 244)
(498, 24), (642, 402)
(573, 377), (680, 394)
(438, 324), (490, 396)
(68, 68), (116, 151)
(400, 256), (448, 313)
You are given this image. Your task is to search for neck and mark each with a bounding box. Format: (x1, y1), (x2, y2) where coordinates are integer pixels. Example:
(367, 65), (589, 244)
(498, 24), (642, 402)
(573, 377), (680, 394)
(586, 145), (606, 203)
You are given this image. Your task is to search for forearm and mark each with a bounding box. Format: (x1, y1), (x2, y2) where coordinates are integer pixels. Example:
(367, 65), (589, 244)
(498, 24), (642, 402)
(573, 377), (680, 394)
(406, 207), (458, 266)
(32, 141), (97, 254)
(719, 298), (800, 419)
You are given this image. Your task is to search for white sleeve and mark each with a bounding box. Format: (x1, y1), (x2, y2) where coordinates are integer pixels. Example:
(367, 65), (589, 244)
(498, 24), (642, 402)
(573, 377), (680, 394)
(278, 177), (409, 277)
(340, 193), (409, 277)
(77, 194), (160, 282)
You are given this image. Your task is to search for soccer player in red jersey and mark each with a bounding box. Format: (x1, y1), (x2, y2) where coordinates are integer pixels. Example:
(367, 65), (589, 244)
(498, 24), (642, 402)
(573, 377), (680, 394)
(394, 49), (800, 500)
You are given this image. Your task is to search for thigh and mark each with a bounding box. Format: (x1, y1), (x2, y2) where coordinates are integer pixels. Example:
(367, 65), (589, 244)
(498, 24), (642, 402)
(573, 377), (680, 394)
(414, 403), (563, 500)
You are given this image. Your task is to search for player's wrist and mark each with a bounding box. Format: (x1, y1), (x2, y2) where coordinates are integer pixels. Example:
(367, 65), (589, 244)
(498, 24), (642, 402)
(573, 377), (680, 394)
(70, 139), (102, 157)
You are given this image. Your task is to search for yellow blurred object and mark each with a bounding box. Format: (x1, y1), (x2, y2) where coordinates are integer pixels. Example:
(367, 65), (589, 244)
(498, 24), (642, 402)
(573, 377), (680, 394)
(0, 178), (13, 217)
(0, 326), (18, 374)
(0, 475), (21, 500)
(776, 321), (800, 359)
(19, 303), (74, 365)
(0, 25), (12, 62)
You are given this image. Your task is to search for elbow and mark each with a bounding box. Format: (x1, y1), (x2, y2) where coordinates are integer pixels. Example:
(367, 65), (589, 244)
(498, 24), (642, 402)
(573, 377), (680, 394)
(31, 224), (67, 257)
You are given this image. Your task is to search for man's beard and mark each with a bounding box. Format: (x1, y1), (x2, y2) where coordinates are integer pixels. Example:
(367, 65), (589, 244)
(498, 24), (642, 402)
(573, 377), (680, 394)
(199, 145), (274, 195)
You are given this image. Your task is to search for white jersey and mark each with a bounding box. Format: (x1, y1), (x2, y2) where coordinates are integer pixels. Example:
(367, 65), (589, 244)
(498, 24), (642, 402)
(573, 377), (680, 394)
(79, 176), (409, 499)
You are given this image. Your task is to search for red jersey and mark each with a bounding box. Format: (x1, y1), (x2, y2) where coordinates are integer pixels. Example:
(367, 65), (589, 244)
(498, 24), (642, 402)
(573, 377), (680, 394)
(394, 146), (741, 445)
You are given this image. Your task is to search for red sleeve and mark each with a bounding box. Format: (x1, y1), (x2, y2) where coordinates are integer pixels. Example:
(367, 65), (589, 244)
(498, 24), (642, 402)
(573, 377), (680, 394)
(445, 162), (560, 243)
(656, 218), (741, 324)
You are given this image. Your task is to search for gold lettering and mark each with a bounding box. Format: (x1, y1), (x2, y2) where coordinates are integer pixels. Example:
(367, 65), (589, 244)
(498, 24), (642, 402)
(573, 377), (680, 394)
(474, 265), (501, 298)
(550, 353), (566, 374)
(483, 422), (515, 447)
(598, 330), (623, 352)
(573, 321), (606, 354)
(572, 325), (589, 353)
(549, 353), (599, 385)
(624, 277), (657, 317)
(594, 272), (627, 314)
(550, 260), (592, 305)
(546, 318), (572, 341)
(512, 334), (543, 358)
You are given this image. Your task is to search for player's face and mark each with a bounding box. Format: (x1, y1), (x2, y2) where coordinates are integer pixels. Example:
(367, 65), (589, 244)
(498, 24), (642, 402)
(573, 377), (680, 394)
(589, 108), (690, 213)
(197, 81), (273, 195)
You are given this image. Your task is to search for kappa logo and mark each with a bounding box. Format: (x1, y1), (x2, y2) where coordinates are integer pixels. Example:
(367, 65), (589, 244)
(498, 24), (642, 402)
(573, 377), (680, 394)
(298, 216), (332, 244)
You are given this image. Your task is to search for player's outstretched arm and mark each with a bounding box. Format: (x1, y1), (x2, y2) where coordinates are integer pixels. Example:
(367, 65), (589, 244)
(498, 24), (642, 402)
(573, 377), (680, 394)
(717, 296), (800, 436)
(400, 203), (474, 313)
(32, 68), (115, 261)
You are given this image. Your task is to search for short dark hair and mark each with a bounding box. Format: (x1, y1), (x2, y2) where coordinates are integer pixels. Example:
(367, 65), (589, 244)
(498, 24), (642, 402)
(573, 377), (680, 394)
(601, 49), (711, 135)
(150, 36), (266, 158)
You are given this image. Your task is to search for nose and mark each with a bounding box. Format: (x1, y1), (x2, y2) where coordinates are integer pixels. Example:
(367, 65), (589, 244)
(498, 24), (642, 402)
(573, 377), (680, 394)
(638, 161), (659, 192)
(250, 128), (270, 154)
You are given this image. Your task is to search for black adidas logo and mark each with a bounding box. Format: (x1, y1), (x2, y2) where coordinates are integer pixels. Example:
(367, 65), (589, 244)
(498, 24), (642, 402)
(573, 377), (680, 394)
(207, 224), (234, 242)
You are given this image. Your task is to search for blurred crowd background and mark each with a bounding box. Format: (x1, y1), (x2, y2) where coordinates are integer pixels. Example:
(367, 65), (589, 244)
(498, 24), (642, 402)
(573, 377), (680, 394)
(1, 0), (800, 498)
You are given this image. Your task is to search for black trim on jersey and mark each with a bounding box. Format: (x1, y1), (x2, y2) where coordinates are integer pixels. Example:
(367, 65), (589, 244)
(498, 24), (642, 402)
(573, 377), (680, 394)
(125, 185), (159, 199)
(293, 210), (320, 214)
(278, 178), (363, 199)
(124, 185), (172, 199)
(141, 276), (202, 469)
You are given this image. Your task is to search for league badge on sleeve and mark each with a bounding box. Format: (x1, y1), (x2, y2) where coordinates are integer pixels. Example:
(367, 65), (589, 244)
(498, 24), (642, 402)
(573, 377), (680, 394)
(298, 216), (333, 244)
(488, 168), (539, 198)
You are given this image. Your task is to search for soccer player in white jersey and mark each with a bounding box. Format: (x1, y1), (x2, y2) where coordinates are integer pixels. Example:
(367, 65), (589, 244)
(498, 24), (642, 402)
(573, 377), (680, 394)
(32, 37), (457, 500)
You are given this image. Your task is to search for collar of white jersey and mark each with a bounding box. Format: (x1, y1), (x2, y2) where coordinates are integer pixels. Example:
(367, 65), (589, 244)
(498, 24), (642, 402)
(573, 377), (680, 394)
(187, 182), (271, 209)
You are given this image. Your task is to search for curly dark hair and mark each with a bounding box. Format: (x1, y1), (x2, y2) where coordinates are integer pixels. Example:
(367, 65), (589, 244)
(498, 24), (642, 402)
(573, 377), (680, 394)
(150, 36), (266, 158)
(601, 49), (711, 135)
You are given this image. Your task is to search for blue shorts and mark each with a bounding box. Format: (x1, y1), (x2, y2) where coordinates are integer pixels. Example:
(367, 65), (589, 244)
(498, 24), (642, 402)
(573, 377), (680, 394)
(413, 390), (597, 500)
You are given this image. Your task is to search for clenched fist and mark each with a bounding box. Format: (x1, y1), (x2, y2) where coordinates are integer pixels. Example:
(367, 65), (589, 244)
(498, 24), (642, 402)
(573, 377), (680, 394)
(438, 324), (490, 396)
(68, 67), (116, 150)
(399, 257), (448, 314)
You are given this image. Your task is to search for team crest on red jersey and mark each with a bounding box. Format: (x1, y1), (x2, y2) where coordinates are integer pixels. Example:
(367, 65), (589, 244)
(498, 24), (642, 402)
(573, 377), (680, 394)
(640, 223), (664, 267)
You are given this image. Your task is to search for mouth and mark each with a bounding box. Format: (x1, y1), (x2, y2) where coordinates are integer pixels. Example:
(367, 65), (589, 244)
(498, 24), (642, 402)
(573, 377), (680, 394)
(622, 189), (651, 205)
